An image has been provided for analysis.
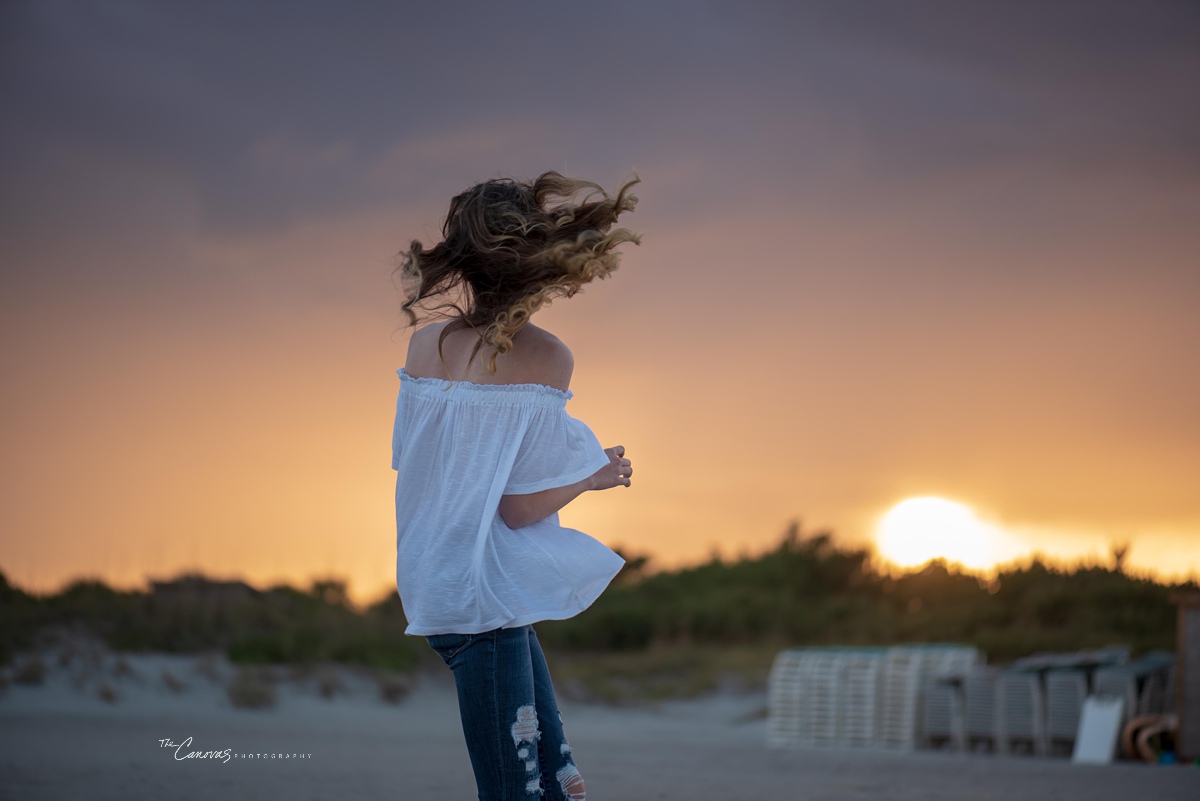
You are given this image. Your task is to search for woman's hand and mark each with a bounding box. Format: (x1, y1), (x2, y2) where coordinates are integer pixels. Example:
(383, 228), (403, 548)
(590, 445), (632, 491)
(499, 445), (632, 529)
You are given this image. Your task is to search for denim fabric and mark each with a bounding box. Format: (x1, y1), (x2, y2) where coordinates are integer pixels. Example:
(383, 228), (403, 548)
(426, 625), (585, 800)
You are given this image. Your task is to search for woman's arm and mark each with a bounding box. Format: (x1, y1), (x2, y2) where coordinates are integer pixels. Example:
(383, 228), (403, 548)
(499, 475), (596, 530)
(499, 445), (632, 529)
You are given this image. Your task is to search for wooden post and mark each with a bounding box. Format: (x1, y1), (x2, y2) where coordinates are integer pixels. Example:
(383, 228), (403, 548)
(1170, 590), (1200, 760)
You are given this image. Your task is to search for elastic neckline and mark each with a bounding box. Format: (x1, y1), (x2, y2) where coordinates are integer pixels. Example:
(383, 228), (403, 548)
(397, 367), (574, 400)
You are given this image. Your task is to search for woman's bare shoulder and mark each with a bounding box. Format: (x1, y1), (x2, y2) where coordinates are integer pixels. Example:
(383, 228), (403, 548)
(404, 320), (574, 390)
(404, 321), (449, 372)
(516, 324), (574, 391)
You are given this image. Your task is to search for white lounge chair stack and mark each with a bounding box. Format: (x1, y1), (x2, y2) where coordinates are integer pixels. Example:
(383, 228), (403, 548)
(919, 677), (961, 749)
(878, 648), (925, 749)
(1044, 669), (1088, 753)
(767, 647), (849, 747)
(767, 644), (981, 750)
(765, 649), (807, 748)
(840, 649), (884, 747)
(881, 644), (980, 749)
(963, 666), (1000, 751)
(806, 650), (846, 745)
(996, 670), (1047, 755)
(770, 645), (1175, 757)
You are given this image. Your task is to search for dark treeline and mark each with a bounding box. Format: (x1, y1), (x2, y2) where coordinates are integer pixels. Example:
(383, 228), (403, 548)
(0, 573), (420, 673)
(1, 521), (1192, 670)
(537, 521), (1188, 661)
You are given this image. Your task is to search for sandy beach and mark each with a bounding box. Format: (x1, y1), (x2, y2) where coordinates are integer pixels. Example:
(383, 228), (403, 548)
(1, 649), (1196, 801)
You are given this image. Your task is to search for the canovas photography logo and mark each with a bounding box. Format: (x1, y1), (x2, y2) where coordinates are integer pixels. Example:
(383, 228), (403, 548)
(158, 737), (312, 763)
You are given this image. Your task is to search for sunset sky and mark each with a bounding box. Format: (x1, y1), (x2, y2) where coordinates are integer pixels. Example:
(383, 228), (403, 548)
(2, 1), (1198, 604)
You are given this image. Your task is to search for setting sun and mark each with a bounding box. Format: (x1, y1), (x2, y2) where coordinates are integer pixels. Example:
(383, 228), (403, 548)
(875, 497), (1009, 571)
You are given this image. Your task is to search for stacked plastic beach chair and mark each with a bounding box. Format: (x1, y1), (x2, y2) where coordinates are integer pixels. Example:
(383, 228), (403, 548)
(767, 643), (981, 750)
(962, 666), (1001, 751)
(766, 646), (857, 748)
(996, 670), (1047, 755)
(996, 647), (1148, 756)
(1044, 669), (1088, 752)
(922, 647), (1172, 757)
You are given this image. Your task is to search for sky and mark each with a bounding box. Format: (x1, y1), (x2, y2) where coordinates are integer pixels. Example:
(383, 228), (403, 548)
(2, 0), (1198, 604)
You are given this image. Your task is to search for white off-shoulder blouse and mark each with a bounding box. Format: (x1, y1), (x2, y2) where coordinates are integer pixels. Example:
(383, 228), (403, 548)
(390, 368), (625, 636)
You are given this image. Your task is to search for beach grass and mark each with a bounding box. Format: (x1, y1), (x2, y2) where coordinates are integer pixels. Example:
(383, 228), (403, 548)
(547, 642), (780, 705)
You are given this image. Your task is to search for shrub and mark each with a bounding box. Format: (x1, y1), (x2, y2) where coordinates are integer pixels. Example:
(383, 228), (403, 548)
(162, 670), (186, 692)
(193, 653), (222, 683)
(227, 667), (276, 709)
(316, 666), (341, 699)
(14, 654), (45, 685)
(377, 671), (412, 704)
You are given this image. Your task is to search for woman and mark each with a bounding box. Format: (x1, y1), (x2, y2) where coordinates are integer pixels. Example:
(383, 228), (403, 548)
(390, 170), (640, 800)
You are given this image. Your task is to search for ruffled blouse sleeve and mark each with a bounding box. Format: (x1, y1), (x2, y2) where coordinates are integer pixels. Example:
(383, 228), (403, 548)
(503, 405), (611, 495)
(390, 382), (404, 470)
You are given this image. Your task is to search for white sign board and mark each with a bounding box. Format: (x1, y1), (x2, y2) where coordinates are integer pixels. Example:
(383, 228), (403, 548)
(1071, 696), (1126, 765)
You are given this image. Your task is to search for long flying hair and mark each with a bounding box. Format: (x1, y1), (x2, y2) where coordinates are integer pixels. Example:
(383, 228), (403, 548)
(395, 171), (641, 376)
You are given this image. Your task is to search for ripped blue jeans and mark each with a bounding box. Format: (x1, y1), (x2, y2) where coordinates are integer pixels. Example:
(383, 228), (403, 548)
(426, 624), (585, 801)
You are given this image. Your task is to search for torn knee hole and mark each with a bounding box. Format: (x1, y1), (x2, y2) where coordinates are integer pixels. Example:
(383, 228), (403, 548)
(556, 763), (585, 801)
(511, 704), (540, 747)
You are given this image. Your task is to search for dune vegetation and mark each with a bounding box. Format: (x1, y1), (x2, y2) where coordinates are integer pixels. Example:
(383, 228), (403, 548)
(1, 521), (1190, 702)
